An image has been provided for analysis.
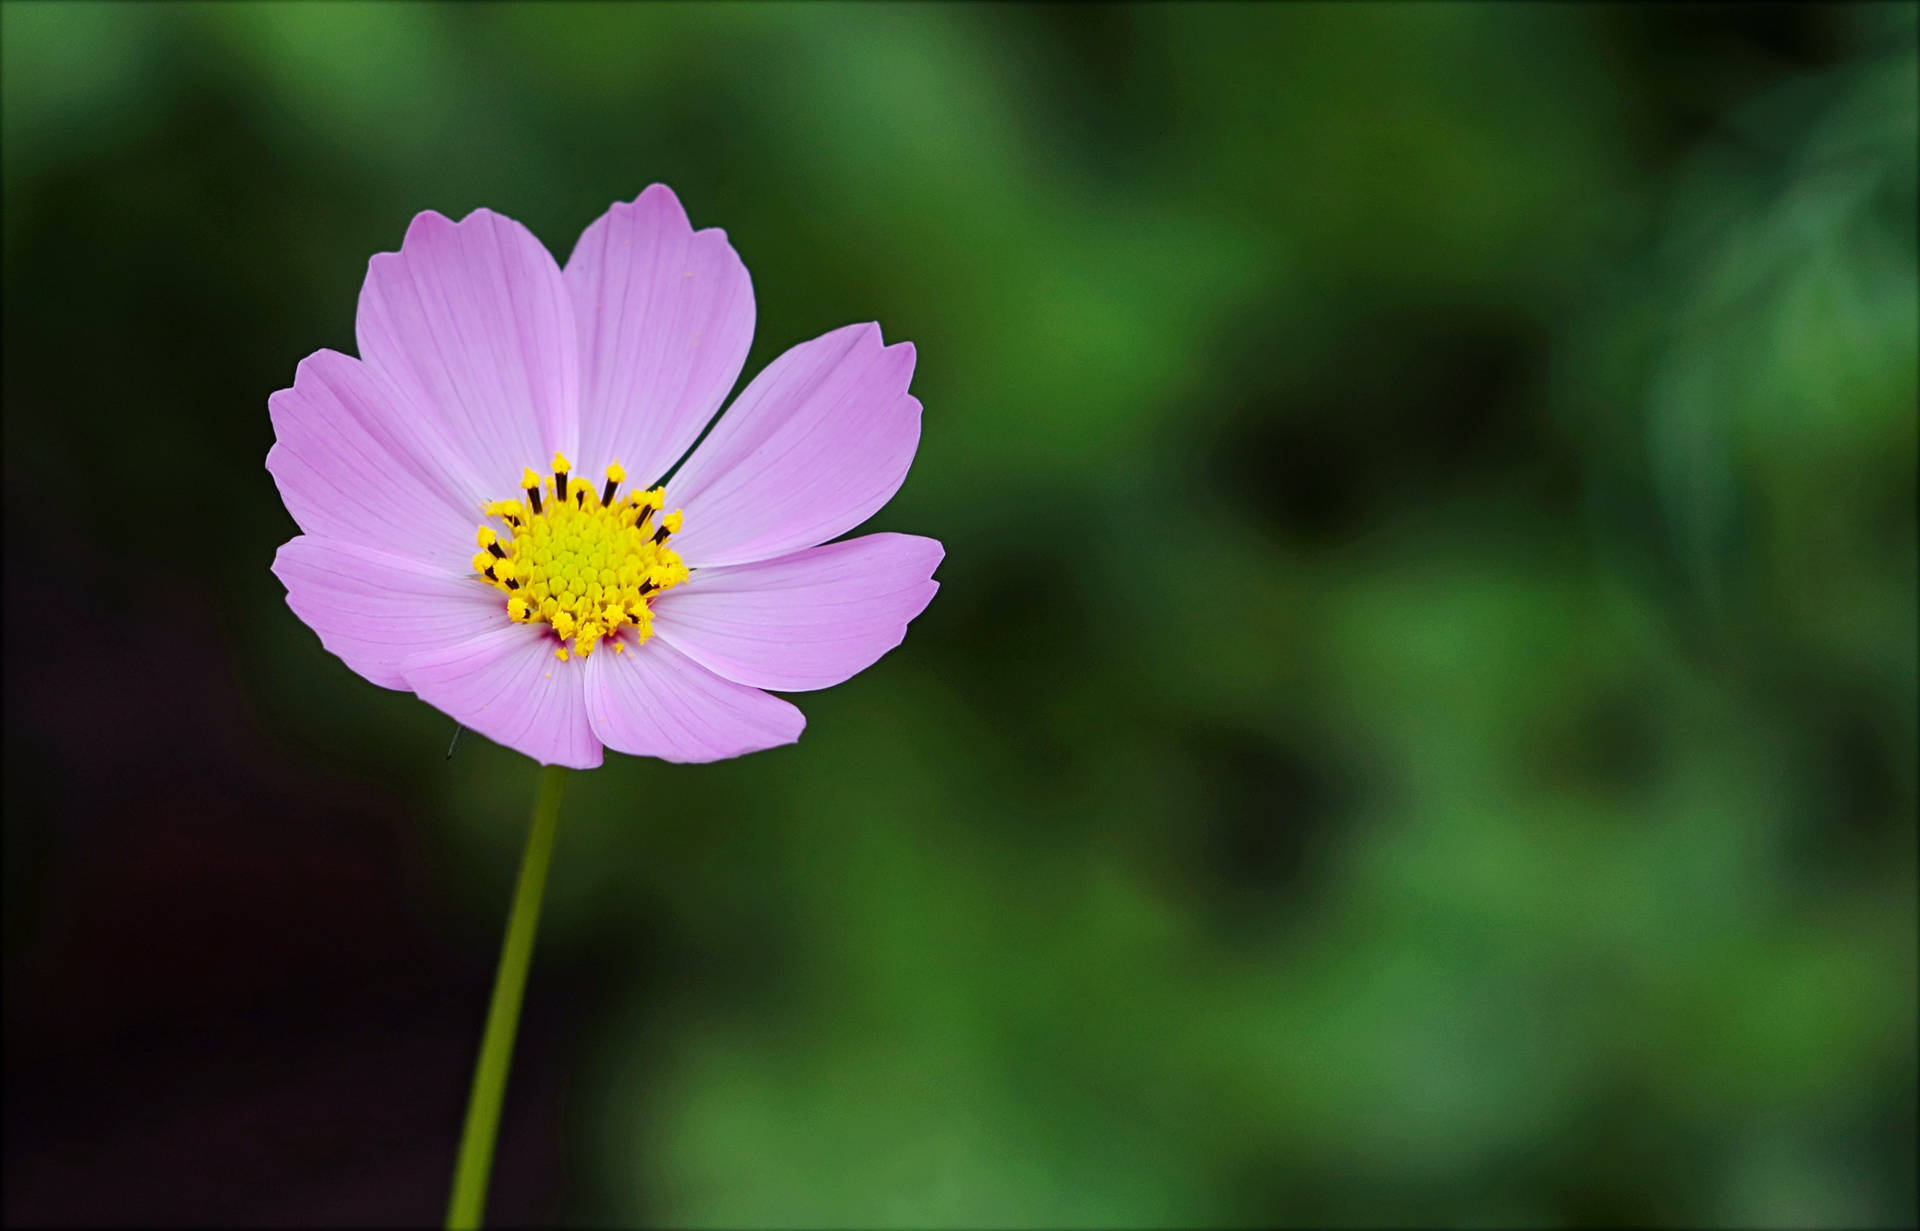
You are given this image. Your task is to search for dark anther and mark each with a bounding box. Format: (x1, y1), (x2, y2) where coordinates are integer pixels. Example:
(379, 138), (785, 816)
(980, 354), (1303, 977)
(506, 578), (520, 590)
(527, 486), (543, 515)
(652, 526), (671, 545)
(574, 488), (586, 507)
(554, 470), (569, 499)
(601, 478), (619, 506)
(637, 581), (655, 595)
(487, 542), (507, 559)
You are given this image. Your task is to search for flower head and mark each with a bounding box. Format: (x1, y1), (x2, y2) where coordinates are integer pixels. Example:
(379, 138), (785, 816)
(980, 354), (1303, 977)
(269, 187), (942, 767)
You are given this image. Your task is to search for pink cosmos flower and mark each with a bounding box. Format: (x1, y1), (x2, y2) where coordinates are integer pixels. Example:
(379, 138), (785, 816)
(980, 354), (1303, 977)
(268, 186), (942, 768)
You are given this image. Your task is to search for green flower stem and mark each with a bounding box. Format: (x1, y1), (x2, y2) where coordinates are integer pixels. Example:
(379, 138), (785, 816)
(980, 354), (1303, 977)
(446, 763), (568, 1230)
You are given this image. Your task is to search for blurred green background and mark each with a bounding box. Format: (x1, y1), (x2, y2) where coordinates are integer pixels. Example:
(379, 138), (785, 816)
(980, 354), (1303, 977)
(3, 2), (1915, 1226)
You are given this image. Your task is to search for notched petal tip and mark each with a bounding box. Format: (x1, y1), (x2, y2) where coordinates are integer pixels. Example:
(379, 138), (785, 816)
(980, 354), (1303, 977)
(407, 206), (456, 229)
(289, 346), (347, 385)
(452, 205), (509, 225)
(634, 181), (689, 217)
(377, 208), (455, 260)
(266, 348), (353, 419)
(609, 185), (745, 252)
(845, 321), (918, 374)
(380, 206), (542, 263)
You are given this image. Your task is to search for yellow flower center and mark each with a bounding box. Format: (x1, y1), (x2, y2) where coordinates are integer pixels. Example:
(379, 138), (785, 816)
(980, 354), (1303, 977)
(472, 453), (689, 660)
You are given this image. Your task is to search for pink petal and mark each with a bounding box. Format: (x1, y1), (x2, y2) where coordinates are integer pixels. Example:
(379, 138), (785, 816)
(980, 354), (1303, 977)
(651, 533), (942, 692)
(356, 208), (580, 491)
(272, 536), (510, 690)
(267, 349), (487, 563)
(665, 322), (920, 568)
(582, 639), (804, 763)
(401, 625), (602, 769)
(564, 185), (755, 488)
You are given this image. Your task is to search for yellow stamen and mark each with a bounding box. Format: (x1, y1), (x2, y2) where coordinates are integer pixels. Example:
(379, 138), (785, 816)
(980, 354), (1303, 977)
(471, 464), (691, 660)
